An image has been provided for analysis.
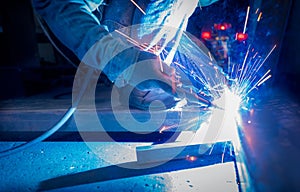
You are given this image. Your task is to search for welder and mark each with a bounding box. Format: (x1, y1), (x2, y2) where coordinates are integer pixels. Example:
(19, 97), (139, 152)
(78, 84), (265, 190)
(32, 0), (219, 110)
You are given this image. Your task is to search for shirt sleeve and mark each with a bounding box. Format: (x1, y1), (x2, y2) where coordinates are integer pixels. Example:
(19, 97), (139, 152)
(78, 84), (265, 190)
(32, 0), (140, 84)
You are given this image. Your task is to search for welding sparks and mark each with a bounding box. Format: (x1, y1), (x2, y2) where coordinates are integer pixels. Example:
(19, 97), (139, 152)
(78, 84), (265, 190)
(152, 7), (278, 173)
(243, 6), (250, 34)
(130, 0), (146, 15)
(224, 32), (276, 105)
(117, 5), (273, 112)
(208, 51), (213, 61)
(257, 12), (263, 22)
(257, 74), (271, 87)
(260, 44), (277, 67)
(186, 155), (197, 162)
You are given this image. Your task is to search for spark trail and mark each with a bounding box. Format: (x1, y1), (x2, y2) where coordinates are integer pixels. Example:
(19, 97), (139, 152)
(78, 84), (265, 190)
(228, 44), (276, 103)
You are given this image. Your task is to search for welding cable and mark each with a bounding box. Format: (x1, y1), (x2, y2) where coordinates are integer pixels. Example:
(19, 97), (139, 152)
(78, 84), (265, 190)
(0, 8), (109, 158)
(0, 107), (76, 158)
(0, 15), (79, 158)
(0, 15), (78, 157)
(0, 67), (95, 158)
(35, 14), (79, 69)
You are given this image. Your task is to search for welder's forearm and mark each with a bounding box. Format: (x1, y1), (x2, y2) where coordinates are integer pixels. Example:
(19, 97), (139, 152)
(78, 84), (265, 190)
(32, 0), (139, 83)
(32, 0), (108, 59)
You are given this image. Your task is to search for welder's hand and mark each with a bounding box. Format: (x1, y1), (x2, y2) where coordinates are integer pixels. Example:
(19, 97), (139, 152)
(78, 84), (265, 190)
(126, 51), (212, 108)
(116, 51), (181, 110)
(139, 0), (198, 64)
(124, 51), (178, 92)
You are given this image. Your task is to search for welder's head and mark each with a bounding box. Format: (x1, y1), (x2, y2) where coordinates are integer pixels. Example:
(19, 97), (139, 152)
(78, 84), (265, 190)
(139, 0), (220, 64)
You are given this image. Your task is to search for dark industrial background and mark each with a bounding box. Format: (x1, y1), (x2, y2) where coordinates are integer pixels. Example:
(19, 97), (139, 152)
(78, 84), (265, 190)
(0, 0), (76, 100)
(277, 0), (300, 96)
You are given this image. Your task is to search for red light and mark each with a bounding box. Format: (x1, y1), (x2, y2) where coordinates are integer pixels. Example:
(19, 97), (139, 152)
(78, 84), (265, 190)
(201, 31), (211, 39)
(236, 33), (248, 41)
(214, 23), (231, 31)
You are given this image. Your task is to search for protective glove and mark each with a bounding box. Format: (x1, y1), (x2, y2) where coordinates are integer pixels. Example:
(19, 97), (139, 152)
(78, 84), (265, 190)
(114, 50), (181, 110)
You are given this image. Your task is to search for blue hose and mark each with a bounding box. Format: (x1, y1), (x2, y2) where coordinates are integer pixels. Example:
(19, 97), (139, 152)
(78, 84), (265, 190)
(0, 107), (76, 158)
